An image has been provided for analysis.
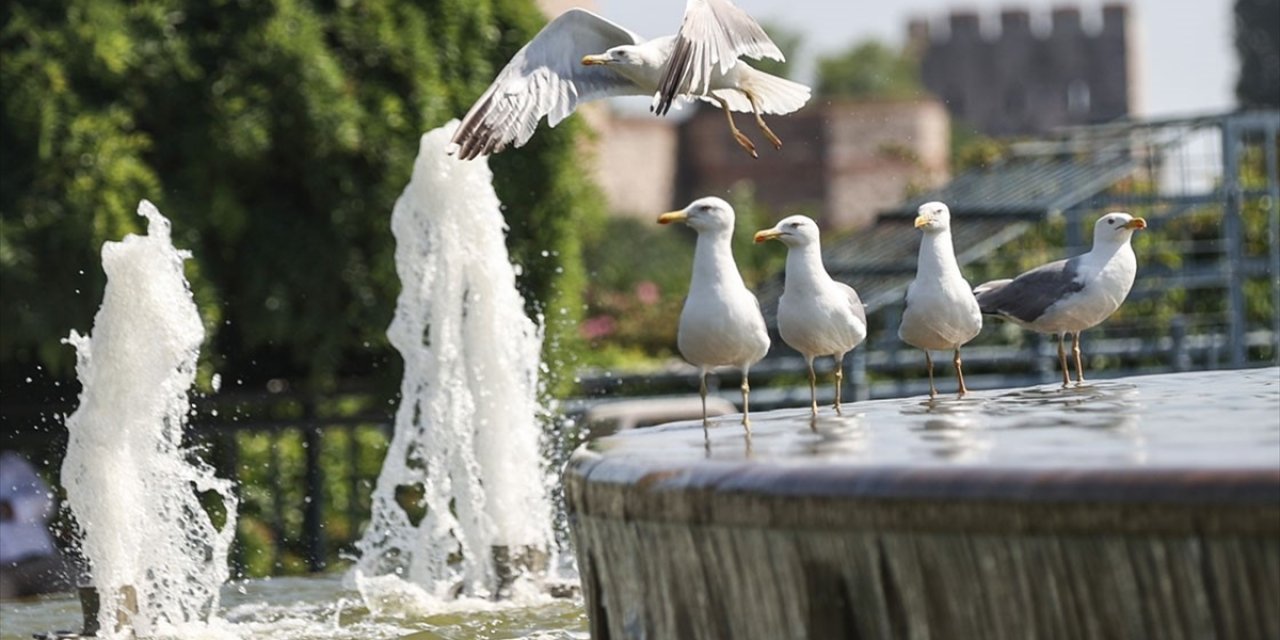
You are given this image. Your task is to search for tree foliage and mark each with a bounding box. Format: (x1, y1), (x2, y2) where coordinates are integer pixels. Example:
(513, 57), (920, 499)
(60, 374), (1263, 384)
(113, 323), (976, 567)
(814, 40), (923, 100)
(1, 0), (600, 394)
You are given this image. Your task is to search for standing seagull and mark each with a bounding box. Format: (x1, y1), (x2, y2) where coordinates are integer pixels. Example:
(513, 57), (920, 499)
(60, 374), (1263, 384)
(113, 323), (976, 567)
(660, 197), (771, 435)
(754, 215), (866, 416)
(974, 212), (1146, 386)
(449, 5), (809, 160)
(898, 202), (983, 398)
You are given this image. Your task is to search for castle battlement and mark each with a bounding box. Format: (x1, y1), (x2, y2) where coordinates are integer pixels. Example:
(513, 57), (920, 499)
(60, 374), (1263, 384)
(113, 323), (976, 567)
(909, 3), (1138, 137)
(908, 4), (1129, 45)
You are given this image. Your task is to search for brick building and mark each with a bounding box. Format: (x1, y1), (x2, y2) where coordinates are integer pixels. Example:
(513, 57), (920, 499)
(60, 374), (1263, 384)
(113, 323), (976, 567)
(676, 99), (950, 230)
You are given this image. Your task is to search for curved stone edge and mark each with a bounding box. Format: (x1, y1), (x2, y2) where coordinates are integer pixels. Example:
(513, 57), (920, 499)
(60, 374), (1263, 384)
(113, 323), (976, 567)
(565, 447), (1280, 536)
(565, 446), (1280, 639)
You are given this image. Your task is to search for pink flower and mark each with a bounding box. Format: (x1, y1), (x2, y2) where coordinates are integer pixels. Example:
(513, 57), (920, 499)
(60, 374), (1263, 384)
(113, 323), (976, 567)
(580, 315), (617, 340)
(635, 281), (660, 305)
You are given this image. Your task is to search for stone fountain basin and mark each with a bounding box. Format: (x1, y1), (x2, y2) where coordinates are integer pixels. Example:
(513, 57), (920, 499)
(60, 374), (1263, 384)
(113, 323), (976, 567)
(565, 368), (1280, 640)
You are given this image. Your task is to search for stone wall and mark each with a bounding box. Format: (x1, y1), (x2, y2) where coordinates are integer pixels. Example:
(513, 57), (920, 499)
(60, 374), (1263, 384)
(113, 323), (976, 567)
(910, 4), (1138, 136)
(823, 100), (950, 229)
(594, 115), (679, 218)
(677, 99), (950, 230)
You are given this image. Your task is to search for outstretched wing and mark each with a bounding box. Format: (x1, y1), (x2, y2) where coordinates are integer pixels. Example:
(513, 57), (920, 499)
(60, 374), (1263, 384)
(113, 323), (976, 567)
(652, 0), (783, 116)
(450, 9), (644, 160)
(974, 257), (1085, 323)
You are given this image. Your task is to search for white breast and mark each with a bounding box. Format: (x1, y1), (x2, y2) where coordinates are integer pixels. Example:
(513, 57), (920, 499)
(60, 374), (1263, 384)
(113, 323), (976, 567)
(1033, 247), (1137, 333)
(898, 275), (984, 350)
(778, 285), (866, 359)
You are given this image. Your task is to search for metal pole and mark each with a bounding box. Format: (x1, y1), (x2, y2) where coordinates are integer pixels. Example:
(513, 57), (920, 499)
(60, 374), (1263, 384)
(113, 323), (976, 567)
(1064, 206), (1085, 257)
(850, 348), (869, 402)
(1170, 315), (1190, 371)
(1028, 333), (1052, 384)
(1264, 119), (1280, 365)
(270, 430), (284, 571)
(1221, 116), (1247, 368)
(348, 426), (361, 536)
(884, 305), (906, 397)
(302, 402), (326, 572)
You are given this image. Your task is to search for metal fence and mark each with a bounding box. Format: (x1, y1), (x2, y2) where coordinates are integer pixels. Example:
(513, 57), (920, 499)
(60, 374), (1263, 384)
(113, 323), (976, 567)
(584, 111), (1280, 408)
(3, 113), (1276, 579)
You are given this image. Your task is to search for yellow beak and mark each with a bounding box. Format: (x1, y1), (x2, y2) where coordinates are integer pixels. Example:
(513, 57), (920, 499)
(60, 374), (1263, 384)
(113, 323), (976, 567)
(754, 229), (783, 243)
(914, 215), (931, 229)
(1123, 218), (1147, 230)
(658, 211), (687, 225)
(581, 55), (608, 66)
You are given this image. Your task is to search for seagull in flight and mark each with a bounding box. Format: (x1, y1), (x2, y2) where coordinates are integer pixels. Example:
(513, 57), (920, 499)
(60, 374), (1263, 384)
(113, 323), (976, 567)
(449, 2), (810, 160)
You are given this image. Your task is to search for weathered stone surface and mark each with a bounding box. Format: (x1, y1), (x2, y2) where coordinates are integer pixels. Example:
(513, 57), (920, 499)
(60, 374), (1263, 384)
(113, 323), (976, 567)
(566, 369), (1280, 640)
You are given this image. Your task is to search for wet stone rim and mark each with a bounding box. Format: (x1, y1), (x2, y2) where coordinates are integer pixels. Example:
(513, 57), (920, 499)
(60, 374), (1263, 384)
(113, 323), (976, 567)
(565, 452), (1280, 536)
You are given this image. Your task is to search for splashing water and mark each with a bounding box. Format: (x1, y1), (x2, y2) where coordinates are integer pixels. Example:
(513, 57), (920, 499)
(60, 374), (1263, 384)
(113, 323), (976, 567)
(62, 200), (238, 637)
(352, 122), (556, 611)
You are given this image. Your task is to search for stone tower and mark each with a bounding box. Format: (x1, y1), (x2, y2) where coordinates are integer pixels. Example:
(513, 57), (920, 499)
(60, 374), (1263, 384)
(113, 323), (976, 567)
(908, 4), (1140, 137)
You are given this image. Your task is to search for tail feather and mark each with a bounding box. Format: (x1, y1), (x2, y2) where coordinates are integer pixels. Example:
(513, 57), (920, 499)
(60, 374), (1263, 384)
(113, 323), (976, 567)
(698, 64), (811, 115)
(736, 65), (811, 115)
(973, 279), (1013, 315)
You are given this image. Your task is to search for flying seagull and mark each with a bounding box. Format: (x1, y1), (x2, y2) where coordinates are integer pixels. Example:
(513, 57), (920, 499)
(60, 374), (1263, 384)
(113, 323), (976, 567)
(754, 215), (866, 417)
(660, 197), (770, 436)
(448, 4), (809, 160)
(898, 202), (984, 398)
(974, 212), (1146, 386)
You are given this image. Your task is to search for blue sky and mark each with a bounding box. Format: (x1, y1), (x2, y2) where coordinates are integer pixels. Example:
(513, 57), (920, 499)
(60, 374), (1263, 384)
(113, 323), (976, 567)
(598, 0), (1237, 118)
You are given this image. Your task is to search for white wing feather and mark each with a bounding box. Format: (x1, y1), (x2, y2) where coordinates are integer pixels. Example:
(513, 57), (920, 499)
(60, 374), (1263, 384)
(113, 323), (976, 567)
(450, 9), (645, 160)
(652, 0), (783, 115)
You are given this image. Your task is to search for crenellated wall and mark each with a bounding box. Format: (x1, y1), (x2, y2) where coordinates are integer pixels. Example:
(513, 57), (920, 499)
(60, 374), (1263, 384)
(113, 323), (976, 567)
(908, 4), (1139, 136)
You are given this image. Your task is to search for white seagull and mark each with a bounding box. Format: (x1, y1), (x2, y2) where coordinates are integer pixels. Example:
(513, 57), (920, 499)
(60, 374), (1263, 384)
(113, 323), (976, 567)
(660, 197), (771, 435)
(754, 215), (866, 416)
(974, 212), (1147, 386)
(898, 202), (984, 398)
(449, 3), (810, 160)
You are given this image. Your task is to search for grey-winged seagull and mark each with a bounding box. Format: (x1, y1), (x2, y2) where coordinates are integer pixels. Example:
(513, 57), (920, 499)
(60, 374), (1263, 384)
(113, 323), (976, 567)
(449, 3), (810, 160)
(754, 215), (866, 416)
(974, 212), (1146, 386)
(660, 197), (770, 436)
(898, 202), (984, 398)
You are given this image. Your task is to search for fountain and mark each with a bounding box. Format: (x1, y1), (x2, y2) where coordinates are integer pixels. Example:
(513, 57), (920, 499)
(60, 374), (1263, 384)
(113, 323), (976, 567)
(566, 368), (1280, 639)
(350, 121), (559, 610)
(19, 127), (1273, 640)
(12, 132), (582, 640)
(60, 201), (238, 638)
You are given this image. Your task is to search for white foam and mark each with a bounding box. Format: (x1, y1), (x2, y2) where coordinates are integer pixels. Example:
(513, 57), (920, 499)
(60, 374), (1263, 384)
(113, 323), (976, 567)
(352, 122), (556, 606)
(62, 200), (238, 637)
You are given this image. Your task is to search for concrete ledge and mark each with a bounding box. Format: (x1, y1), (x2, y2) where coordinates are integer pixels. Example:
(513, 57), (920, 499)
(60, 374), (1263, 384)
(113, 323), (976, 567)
(565, 369), (1280, 639)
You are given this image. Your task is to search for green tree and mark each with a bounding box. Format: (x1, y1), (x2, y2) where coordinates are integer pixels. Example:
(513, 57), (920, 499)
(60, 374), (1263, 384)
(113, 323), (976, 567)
(1235, 0), (1280, 108)
(1, 0), (599, 396)
(815, 40), (923, 100)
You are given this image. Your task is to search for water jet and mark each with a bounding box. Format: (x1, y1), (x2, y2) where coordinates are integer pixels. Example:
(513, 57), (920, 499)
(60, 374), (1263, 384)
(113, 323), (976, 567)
(57, 201), (238, 638)
(350, 121), (561, 611)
